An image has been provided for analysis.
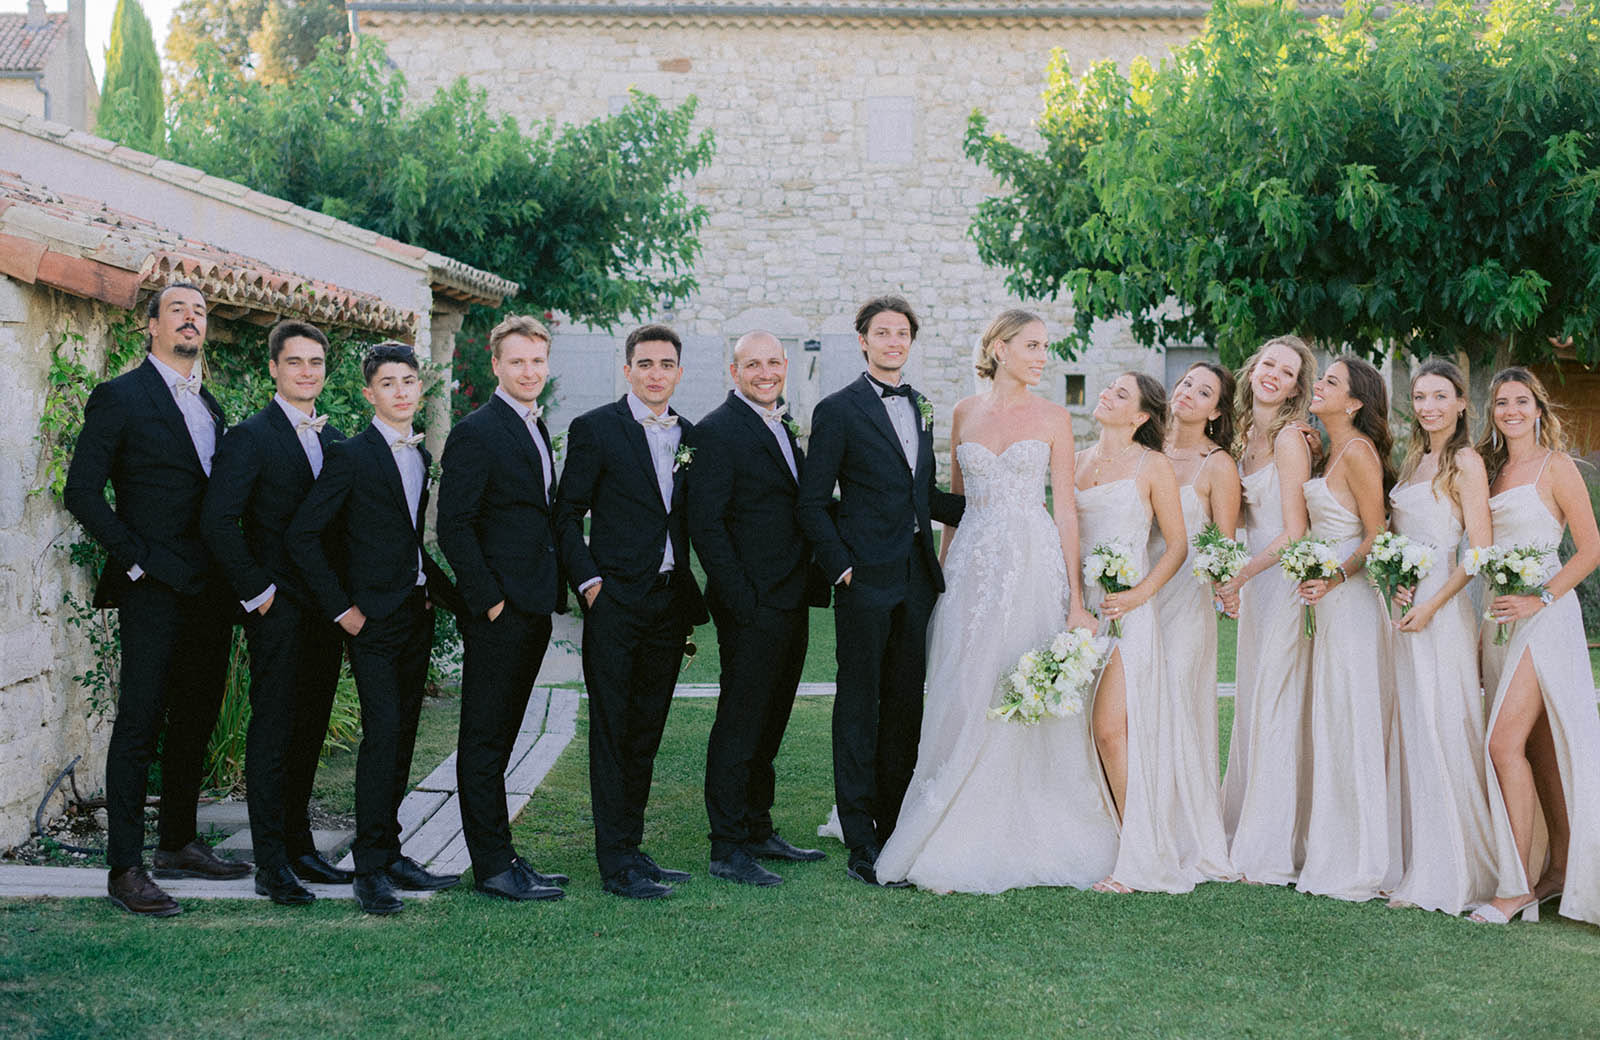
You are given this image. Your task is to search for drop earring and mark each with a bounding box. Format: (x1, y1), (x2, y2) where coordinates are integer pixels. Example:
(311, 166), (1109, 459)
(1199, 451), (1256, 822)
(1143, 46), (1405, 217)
(1536, 414), (1542, 441)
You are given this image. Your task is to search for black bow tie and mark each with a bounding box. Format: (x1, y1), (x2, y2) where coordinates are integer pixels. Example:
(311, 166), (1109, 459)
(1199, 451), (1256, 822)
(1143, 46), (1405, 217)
(873, 379), (912, 399)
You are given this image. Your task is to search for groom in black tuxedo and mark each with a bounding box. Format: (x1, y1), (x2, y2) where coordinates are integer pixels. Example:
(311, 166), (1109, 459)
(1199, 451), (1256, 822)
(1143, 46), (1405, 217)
(288, 343), (462, 915)
(797, 296), (964, 886)
(687, 331), (829, 887)
(554, 324), (707, 899)
(437, 315), (567, 903)
(64, 282), (250, 917)
(201, 320), (350, 906)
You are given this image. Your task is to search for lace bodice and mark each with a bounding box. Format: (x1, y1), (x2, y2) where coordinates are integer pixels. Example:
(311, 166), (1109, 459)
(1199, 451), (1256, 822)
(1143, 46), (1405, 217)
(956, 439), (1050, 516)
(1390, 480), (1462, 564)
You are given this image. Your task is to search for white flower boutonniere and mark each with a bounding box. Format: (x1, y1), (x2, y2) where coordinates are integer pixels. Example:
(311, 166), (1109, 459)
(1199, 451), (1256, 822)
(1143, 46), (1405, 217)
(916, 397), (934, 430)
(673, 444), (695, 472)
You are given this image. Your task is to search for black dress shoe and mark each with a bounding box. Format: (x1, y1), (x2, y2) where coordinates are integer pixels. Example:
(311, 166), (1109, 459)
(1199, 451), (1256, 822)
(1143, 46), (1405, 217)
(846, 846), (911, 889)
(511, 856), (569, 888)
(602, 868), (673, 900)
(747, 833), (826, 862)
(353, 872), (403, 915)
(106, 867), (181, 917)
(635, 851), (691, 884)
(152, 840), (252, 880)
(384, 856), (461, 891)
(475, 867), (565, 902)
(291, 852), (354, 885)
(710, 848), (783, 887)
(255, 865), (316, 906)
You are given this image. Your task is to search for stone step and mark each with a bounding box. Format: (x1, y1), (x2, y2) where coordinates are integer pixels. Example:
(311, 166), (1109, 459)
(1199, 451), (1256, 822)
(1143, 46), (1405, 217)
(214, 827), (354, 860)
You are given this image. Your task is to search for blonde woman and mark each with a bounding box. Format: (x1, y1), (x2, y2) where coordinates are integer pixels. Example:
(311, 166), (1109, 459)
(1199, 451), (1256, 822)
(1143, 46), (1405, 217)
(874, 310), (1117, 893)
(1470, 368), (1600, 925)
(1216, 335), (1316, 885)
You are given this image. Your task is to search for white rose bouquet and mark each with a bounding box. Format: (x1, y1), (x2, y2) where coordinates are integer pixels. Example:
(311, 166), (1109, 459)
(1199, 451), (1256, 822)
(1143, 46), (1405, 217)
(1464, 542), (1556, 645)
(1191, 522), (1249, 615)
(1366, 531), (1437, 620)
(988, 627), (1110, 725)
(1278, 534), (1341, 639)
(1084, 541), (1141, 637)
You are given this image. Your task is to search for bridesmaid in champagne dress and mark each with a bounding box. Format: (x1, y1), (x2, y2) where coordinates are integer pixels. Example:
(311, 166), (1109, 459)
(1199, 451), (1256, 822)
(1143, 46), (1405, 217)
(1471, 368), (1600, 925)
(1296, 357), (1399, 903)
(1078, 373), (1234, 894)
(1217, 336), (1317, 885)
(1387, 359), (1498, 915)
(1155, 362), (1242, 779)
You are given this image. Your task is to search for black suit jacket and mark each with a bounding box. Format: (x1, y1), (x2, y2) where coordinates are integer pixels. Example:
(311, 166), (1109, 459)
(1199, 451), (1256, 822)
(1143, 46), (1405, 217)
(687, 391), (828, 621)
(286, 423), (458, 622)
(553, 397), (707, 625)
(63, 357), (228, 605)
(436, 395), (565, 618)
(797, 374), (964, 603)
(200, 402), (345, 609)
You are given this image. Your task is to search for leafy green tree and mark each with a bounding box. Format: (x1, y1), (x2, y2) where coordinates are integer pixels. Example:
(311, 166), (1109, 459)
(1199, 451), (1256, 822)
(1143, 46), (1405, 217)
(97, 0), (163, 151)
(967, 0), (1600, 366)
(166, 0), (347, 87)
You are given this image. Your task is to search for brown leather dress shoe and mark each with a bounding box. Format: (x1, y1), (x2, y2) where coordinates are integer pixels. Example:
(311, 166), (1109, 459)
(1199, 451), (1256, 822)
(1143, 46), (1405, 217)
(107, 867), (181, 917)
(152, 840), (252, 880)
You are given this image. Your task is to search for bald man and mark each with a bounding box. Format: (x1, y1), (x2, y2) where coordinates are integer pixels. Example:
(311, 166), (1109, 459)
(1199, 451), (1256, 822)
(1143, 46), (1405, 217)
(687, 332), (829, 886)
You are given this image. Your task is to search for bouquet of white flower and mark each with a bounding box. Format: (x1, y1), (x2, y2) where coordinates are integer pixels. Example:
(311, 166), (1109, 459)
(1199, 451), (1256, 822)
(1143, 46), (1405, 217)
(988, 627), (1110, 725)
(1463, 542), (1556, 645)
(1278, 534), (1341, 639)
(1366, 531), (1437, 620)
(1191, 522), (1249, 615)
(1084, 541), (1141, 637)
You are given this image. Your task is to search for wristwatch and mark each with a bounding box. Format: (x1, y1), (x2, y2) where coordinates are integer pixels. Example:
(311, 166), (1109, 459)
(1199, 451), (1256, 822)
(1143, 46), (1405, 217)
(1539, 590), (1553, 607)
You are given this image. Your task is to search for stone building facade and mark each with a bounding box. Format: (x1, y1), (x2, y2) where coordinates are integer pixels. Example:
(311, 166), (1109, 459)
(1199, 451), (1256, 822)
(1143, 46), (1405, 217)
(349, 0), (1219, 441)
(0, 106), (514, 849)
(0, 0), (95, 131)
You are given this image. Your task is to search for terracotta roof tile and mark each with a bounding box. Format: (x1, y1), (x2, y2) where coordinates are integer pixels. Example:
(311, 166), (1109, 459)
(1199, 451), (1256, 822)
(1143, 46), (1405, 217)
(0, 13), (65, 73)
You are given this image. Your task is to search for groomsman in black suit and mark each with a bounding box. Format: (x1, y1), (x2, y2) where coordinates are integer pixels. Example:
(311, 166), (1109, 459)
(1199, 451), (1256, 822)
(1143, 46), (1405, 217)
(201, 320), (351, 906)
(437, 315), (567, 903)
(554, 324), (708, 899)
(64, 282), (250, 917)
(687, 331), (827, 887)
(287, 342), (461, 915)
(797, 296), (964, 887)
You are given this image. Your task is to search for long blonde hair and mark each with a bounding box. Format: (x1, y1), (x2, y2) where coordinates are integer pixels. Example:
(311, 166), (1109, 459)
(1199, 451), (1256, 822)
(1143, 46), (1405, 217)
(1475, 366), (1567, 484)
(1399, 358), (1473, 506)
(1234, 334), (1316, 448)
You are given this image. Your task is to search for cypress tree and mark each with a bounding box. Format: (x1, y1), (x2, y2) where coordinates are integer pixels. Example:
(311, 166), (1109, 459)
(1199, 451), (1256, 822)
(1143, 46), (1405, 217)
(97, 0), (164, 152)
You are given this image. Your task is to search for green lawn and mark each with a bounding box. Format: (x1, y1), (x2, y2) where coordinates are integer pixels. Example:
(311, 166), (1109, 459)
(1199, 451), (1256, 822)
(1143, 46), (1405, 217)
(6, 697), (1599, 1039)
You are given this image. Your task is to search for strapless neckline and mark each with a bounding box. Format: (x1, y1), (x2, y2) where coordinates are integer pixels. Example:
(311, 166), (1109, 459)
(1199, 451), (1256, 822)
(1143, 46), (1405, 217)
(962, 438), (1047, 461)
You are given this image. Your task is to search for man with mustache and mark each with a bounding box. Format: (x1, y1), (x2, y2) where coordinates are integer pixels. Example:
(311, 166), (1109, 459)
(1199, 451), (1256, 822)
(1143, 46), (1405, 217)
(687, 331), (828, 886)
(201, 320), (351, 906)
(65, 282), (249, 917)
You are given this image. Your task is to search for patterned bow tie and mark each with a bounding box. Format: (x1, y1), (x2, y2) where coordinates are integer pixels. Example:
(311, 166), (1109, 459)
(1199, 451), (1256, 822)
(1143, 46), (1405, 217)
(392, 433), (424, 451)
(173, 374), (202, 396)
(526, 403), (544, 422)
(641, 413), (678, 430)
(297, 414), (328, 434)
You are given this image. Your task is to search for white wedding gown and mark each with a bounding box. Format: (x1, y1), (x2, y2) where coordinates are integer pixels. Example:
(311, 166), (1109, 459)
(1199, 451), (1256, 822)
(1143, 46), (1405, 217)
(873, 439), (1120, 893)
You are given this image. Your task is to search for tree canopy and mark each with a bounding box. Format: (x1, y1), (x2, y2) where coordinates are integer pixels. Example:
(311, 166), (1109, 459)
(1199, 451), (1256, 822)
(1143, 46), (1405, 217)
(166, 0), (348, 88)
(97, 0), (163, 151)
(163, 35), (714, 333)
(966, 0), (1600, 366)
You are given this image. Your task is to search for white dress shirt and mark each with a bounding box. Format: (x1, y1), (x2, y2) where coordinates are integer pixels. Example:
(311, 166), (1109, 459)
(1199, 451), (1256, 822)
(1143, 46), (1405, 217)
(494, 386), (554, 502)
(373, 419), (428, 587)
(128, 355), (218, 583)
(734, 389), (798, 481)
(240, 395), (327, 612)
(866, 373), (918, 471)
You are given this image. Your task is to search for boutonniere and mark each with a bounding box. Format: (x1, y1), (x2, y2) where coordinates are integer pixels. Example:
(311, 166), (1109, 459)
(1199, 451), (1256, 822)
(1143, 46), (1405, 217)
(427, 459), (441, 487)
(916, 397), (935, 431)
(781, 414), (800, 437)
(673, 444), (695, 472)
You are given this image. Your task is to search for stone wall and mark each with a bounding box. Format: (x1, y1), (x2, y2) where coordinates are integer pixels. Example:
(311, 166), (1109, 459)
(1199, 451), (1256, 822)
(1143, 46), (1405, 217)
(359, 12), (1201, 444)
(0, 276), (117, 849)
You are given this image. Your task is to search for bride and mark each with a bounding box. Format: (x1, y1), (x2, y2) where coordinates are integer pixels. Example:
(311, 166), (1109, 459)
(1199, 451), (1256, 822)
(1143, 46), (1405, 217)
(873, 310), (1120, 893)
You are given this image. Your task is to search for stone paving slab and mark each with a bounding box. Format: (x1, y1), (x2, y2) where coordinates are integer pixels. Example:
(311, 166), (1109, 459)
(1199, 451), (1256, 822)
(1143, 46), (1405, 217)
(504, 734), (564, 797)
(0, 865), (434, 902)
(415, 751), (459, 794)
(216, 827), (353, 859)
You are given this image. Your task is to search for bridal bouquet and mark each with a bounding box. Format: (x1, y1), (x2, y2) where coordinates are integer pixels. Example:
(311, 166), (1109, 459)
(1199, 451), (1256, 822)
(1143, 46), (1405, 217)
(1084, 541), (1140, 637)
(1464, 542), (1556, 645)
(1191, 522), (1249, 614)
(988, 628), (1110, 725)
(1279, 535), (1341, 639)
(1366, 531), (1437, 620)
